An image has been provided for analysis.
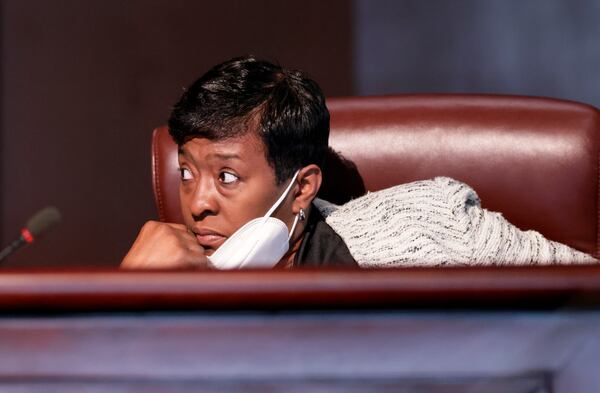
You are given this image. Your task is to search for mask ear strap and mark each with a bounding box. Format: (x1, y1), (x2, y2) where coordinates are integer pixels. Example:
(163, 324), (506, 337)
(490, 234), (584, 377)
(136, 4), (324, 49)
(264, 170), (300, 218)
(288, 213), (300, 241)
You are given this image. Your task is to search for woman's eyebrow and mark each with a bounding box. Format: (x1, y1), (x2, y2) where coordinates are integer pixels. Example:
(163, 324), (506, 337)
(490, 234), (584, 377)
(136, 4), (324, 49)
(212, 152), (241, 160)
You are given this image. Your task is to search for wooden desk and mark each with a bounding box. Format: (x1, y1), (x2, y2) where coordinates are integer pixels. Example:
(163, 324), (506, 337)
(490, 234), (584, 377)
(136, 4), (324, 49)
(0, 266), (599, 392)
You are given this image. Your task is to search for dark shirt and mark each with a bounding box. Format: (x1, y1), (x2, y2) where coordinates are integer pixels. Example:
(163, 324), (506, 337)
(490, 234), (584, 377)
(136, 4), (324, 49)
(293, 207), (359, 268)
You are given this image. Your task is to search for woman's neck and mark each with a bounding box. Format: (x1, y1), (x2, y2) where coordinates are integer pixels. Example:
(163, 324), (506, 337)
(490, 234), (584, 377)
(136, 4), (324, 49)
(275, 206), (311, 269)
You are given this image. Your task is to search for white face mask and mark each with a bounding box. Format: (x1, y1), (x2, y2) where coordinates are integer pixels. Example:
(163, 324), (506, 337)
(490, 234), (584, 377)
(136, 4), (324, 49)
(207, 171), (301, 269)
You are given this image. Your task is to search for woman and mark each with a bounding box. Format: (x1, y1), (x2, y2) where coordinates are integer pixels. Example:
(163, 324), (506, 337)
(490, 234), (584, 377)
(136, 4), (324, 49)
(122, 56), (358, 269)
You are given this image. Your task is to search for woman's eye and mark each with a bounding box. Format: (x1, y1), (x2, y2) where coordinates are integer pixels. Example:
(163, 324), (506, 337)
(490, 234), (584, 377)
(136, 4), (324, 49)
(179, 167), (193, 181)
(219, 171), (239, 184)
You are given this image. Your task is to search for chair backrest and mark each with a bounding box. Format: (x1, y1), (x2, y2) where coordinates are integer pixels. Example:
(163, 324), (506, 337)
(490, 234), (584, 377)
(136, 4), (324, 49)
(152, 94), (600, 258)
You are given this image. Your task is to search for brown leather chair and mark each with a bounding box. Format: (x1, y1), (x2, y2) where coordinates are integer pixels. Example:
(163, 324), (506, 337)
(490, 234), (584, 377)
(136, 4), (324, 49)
(152, 94), (600, 258)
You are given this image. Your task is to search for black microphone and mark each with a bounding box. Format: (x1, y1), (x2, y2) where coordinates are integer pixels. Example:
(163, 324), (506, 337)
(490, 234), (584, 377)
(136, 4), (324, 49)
(0, 207), (62, 263)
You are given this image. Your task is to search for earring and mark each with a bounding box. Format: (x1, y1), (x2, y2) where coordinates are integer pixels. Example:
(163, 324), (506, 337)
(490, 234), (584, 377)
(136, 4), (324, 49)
(298, 208), (306, 221)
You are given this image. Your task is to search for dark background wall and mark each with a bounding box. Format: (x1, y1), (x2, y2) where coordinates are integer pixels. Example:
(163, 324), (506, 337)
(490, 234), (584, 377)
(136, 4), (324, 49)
(0, 0), (353, 267)
(355, 0), (600, 107)
(1, 0), (599, 267)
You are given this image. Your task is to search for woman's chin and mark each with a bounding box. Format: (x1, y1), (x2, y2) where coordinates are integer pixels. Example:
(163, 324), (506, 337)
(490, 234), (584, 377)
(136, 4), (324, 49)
(204, 248), (216, 256)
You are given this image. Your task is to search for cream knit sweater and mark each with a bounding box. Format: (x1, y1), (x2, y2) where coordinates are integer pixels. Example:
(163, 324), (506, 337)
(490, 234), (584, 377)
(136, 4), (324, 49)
(314, 177), (597, 268)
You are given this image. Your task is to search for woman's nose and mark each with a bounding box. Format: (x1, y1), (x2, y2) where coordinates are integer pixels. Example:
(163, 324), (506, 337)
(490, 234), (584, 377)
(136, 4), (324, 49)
(189, 179), (219, 220)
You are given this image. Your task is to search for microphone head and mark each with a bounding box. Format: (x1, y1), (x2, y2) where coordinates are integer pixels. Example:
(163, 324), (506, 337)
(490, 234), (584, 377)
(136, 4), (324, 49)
(25, 206), (62, 238)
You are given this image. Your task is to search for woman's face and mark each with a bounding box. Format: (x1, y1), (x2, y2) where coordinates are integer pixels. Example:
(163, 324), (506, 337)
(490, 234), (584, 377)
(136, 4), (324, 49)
(177, 131), (296, 256)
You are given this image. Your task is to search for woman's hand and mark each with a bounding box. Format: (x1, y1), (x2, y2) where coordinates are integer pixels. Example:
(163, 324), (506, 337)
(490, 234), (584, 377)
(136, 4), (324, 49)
(120, 221), (209, 269)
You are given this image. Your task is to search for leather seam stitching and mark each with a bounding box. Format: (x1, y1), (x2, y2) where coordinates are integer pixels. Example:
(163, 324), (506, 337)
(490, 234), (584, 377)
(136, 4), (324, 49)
(152, 130), (166, 222)
(597, 147), (599, 258)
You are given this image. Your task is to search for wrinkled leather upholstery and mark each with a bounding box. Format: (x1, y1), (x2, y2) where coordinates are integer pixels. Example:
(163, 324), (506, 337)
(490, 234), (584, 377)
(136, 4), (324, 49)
(152, 94), (600, 257)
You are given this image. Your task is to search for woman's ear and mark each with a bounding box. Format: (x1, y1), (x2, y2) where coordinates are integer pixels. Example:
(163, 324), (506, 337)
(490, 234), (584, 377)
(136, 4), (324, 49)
(293, 164), (322, 213)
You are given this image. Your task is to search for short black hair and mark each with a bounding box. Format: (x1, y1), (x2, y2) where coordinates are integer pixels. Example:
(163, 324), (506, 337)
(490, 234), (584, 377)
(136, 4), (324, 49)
(168, 55), (330, 185)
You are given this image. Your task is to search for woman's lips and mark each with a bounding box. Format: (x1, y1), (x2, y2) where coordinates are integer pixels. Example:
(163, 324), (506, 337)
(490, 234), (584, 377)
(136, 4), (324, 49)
(193, 229), (226, 249)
